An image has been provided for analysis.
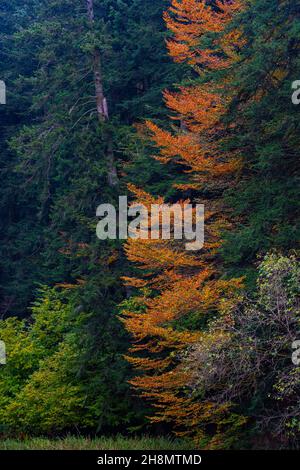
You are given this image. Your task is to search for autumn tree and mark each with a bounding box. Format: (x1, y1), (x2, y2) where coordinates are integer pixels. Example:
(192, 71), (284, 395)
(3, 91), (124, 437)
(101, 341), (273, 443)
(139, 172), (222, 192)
(121, 0), (246, 447)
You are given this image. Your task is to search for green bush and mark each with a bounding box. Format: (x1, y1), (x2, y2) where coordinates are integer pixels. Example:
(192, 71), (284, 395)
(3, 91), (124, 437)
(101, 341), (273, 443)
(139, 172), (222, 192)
(0, 287), (92, 434)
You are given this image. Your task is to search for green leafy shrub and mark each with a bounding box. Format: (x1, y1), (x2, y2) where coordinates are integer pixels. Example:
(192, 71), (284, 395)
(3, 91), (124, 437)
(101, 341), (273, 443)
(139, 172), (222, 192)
(0, 287), (92, 434)
(184, 253), (300, 449)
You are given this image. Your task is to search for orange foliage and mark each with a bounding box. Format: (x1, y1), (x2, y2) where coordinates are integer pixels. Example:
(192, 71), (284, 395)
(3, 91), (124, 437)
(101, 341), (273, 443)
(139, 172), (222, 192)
(121, 0), (246, 445)
(165, 0), (244, 67)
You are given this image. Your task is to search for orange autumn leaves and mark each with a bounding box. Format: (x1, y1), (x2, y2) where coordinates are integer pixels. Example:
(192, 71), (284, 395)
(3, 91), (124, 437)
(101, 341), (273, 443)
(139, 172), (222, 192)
(121, 0), (245, 440)
(165, 0), (245, 67)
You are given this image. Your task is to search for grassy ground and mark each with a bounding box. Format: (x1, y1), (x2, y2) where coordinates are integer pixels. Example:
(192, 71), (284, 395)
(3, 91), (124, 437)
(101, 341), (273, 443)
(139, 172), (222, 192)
(0, 435), (195, 450)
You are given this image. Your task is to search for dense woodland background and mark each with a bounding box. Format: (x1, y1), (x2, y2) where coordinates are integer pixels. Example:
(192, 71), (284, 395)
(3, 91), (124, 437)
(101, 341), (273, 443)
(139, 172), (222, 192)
(0, 0), (299, 450)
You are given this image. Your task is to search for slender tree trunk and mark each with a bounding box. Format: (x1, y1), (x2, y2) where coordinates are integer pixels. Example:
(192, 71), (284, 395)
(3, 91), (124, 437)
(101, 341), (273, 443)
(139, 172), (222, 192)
(86, 0), (119, 187)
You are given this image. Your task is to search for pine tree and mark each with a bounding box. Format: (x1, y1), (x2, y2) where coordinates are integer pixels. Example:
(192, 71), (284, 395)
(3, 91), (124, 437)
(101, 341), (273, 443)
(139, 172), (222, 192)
(0, 0), (181, 431)
(221, 0), (300, 280)
(0, 0), (39, 315)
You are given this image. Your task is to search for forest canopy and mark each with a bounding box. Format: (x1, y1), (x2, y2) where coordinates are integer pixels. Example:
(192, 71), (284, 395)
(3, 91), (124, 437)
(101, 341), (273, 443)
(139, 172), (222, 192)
(0, 0), (299, 450)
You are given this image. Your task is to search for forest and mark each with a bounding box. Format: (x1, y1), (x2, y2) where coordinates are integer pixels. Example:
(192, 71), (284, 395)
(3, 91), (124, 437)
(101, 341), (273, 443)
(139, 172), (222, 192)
(0, 0), (299, 451)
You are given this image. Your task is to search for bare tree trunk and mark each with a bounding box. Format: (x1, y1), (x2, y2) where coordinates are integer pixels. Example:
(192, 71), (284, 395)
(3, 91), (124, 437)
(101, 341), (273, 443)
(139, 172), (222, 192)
(86, 0), (119, 187)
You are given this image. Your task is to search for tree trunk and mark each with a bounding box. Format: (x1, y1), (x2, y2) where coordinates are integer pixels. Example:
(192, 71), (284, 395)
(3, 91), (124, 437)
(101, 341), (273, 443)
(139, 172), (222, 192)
(86, 0), (119, 187)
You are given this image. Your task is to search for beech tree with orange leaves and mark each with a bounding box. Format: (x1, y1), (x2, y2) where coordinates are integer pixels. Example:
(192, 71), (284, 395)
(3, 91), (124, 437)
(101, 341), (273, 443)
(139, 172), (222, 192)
(121, 0), (247, 448)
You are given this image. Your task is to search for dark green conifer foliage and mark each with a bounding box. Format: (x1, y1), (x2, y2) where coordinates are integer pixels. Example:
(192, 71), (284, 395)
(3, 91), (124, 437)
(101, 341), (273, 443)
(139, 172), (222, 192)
(0, 0), (178, 430)
(221, 0), (300, 279)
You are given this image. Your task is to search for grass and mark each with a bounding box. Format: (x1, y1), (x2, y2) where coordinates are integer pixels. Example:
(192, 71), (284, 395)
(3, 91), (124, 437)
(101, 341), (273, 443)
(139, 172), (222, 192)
(0, 435), (196, 450)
